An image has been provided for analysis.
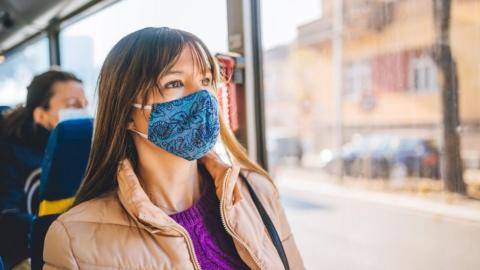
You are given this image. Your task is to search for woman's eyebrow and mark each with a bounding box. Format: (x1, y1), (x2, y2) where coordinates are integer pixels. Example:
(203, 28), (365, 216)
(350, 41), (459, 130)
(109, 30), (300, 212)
(165, 70), (184, 75)
(64, 97), (78, 102)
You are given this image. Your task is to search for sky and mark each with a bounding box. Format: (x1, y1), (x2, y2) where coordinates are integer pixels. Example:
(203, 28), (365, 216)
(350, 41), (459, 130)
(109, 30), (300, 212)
(261, 0), (322, 50)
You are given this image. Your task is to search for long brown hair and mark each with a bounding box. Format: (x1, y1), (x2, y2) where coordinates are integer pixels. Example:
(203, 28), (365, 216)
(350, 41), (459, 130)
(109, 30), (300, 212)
(73, 27), (270, 207)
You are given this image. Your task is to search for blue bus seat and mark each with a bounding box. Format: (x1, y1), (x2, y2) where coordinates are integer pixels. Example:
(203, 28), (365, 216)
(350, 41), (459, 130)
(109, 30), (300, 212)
(0, 106), (10, 113)
(30, 118), (93, 270)
(0, 255), (5, 270)
(37, 118), (94, 215)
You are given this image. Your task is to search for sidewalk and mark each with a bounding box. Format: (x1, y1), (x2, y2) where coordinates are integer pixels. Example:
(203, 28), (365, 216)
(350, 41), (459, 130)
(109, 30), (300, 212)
(275, 167), (480, 223)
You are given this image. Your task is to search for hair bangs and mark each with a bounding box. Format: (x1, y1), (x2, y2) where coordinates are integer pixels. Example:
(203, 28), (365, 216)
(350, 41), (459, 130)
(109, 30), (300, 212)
(186, 39), (219, 88)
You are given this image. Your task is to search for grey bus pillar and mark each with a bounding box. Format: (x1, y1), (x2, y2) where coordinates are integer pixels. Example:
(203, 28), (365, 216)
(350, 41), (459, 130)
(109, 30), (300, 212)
(226, 0), (268, 170)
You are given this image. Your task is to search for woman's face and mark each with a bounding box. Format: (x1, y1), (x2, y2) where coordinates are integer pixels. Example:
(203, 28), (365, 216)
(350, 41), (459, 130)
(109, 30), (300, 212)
(33, 80), (87, 130)
(131, 45), (214, 136)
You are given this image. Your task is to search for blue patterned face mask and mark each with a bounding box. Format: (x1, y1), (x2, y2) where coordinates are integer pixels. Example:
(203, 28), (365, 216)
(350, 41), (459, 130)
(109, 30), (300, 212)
(130, 89), (220, 161)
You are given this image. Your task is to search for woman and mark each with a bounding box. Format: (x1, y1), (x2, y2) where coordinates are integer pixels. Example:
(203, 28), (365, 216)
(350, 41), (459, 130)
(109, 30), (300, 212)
(43, 27), (304, 270)
(0, 70), (86, 269)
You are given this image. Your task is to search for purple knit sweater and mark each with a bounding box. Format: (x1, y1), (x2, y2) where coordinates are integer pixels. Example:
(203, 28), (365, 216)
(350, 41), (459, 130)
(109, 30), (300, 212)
(169, 168), (250, 270)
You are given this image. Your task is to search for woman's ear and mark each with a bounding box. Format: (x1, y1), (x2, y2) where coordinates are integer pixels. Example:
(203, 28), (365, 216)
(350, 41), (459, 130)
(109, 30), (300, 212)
(127, 120), (136, 130)
(33, 107), (53, 129)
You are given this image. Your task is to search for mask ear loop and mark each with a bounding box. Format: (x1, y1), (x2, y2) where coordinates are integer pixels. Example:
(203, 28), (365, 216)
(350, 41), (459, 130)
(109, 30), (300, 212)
(132, 104), (153, 110)
(128, 127), (149, 139)
(129, 104), (152, 139)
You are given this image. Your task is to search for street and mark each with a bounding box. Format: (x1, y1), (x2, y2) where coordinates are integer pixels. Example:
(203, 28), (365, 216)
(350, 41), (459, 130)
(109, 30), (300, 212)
(280, 183), (480, 270)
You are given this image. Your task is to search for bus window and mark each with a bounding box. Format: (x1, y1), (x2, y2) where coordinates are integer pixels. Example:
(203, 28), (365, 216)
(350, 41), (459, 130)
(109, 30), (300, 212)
(0, 38), (49, 106)
(261, 0), (480, 269)
(60, 0), (228, 113)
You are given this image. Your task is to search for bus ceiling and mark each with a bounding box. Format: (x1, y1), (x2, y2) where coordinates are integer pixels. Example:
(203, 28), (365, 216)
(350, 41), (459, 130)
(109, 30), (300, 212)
(0, 0), (117, 56)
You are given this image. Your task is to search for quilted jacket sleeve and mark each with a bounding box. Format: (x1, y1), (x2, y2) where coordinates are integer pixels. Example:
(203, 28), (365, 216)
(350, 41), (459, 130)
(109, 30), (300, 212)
(43, 220), (79, 270)
(246, 171), (306, 270)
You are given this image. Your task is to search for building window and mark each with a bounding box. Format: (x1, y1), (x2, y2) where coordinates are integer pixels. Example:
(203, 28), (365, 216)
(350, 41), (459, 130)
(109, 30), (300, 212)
(344, 60), (372, 100)
(409, 55), (437, 93)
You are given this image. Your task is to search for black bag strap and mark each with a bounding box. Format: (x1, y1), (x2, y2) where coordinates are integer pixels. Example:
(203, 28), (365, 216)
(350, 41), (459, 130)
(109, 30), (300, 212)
(239, 173), (290, 270)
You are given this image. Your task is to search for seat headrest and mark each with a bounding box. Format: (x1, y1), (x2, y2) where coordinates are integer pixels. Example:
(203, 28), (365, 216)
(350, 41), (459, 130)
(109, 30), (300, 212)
(39, 118), (93, 203)
(0, 106), (10, 117)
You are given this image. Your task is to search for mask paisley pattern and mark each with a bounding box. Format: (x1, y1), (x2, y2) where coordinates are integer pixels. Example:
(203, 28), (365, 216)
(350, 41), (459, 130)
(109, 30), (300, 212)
(147, 90), (220, 161)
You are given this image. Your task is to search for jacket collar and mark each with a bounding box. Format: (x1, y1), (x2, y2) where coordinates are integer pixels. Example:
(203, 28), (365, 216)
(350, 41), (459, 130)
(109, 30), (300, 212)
(116, 151), (243, 233)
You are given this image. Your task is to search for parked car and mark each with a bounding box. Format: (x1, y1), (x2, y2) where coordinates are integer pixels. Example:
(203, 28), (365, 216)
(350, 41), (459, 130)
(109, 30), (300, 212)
(267, 134), (303, 170)
(325, 134), (440, 180)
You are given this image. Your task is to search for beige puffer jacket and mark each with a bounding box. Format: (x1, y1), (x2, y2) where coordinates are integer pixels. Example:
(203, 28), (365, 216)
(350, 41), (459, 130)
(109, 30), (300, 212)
(43, 152), (305, 269)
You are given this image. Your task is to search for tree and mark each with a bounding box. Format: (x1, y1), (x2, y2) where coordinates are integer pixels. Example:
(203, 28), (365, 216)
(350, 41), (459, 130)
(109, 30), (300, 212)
(432, 0), (466, 194)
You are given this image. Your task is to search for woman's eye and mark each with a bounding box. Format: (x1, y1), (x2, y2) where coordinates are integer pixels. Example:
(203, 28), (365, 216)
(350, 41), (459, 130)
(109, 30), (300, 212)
(164, 80), (184, 89)
(201, 78), (211, 86)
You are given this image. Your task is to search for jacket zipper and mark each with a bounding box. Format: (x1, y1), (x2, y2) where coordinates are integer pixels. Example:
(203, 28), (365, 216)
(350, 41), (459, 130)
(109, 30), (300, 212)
(150, 167), (261, 270)
(219, 168), (263, 270)
(172, 227), (202, 270)
(139, 215), (202, 269)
